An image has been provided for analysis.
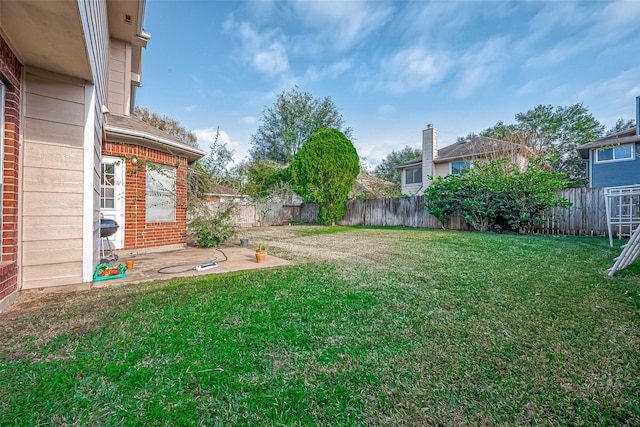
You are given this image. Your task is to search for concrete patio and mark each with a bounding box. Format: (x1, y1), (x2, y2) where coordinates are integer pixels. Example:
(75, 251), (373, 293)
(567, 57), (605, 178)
(93, 246), (292, 288)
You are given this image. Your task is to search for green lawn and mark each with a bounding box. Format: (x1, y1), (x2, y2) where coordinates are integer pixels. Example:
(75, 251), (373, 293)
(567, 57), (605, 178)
(1, 227), (639, 426)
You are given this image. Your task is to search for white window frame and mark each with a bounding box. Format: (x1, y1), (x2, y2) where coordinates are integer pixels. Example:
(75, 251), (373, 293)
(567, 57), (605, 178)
(146, 162), (176, 223)
(594, 144), (635, 164)
(405, 167), (422, 184)
(450, 160), (472, 175)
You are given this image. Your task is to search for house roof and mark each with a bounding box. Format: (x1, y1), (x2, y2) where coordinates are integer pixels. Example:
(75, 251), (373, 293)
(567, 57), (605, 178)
(577, 127), (640, 159)
(350, 173), (396, 199)
(105, 114), (206, 162)
(397, 136), (533, 169)
(436, 137), (533, 162)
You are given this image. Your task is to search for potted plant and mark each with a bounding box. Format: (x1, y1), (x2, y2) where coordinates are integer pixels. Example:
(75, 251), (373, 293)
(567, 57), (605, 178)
(255, 243), (268, 263)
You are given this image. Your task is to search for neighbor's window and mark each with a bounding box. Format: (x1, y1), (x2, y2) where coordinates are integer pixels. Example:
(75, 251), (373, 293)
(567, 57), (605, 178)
(146, 163), (176, 222)
(450, 160), (471, 175)
(595, 144), (634, 163)
(405, 167), (422, 184)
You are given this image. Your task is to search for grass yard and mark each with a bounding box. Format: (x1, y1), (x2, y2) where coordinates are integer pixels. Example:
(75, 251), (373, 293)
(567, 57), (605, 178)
(1, 227), (639, 426)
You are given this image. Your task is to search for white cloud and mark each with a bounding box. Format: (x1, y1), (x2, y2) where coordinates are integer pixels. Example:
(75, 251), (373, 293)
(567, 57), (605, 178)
(303, 60), (352, 82)
(373, 47), (452, 94)
(184, 105), (195, 113)
(223, 16), (291, 78)
(578, 67), (640, 100)
(454, 37), (510, 98)
(194, 127), (251, 165)
(288, 0), (394, 54)
(240, 116), (258, 125)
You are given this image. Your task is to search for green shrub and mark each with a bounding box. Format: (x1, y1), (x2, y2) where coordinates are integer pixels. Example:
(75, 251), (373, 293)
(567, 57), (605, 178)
(424, 158), (571, 233)
(188, 201), (238, 247)
(287, 128), (360, 225)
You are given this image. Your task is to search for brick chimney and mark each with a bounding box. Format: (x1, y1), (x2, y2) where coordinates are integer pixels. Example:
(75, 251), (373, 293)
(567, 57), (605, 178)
(422, 124), (438, 185)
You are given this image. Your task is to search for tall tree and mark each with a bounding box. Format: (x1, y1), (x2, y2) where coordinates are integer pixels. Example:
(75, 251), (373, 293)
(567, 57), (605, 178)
(479, 103), (604, 187)
(134, 106), (198, 148)
(287, 128), (359, 224)
(606, 118), (636, 136)
(372, 146), (421, 185)
(199, 128), (234, 181)
(250, 87), (352, 164)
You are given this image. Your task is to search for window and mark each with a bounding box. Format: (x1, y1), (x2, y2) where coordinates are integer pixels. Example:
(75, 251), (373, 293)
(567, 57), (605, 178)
(450, 160), (471, 175)
(100, 163), (115, 209)
(405, 167), (422, 184)
(146, 163), (176, 222)
(595, 144), (634, 163)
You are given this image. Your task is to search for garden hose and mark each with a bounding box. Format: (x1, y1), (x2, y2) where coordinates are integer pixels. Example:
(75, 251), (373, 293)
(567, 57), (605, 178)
(157, 248), (228, 274)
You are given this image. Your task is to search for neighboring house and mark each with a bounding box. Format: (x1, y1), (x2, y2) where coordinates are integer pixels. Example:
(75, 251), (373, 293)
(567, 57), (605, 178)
(577, 97), (640, 188)
(397, 124), (534, 195)
(0, 0), (205, 312)
(349, 172), (397, 199)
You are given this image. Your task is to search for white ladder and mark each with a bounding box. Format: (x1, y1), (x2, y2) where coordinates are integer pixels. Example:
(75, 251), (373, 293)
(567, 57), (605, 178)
(608, 224), (640, 276)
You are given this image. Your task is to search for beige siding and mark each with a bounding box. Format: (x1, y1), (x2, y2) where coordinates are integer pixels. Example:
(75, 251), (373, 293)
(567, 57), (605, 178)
(22, 262), (83, 288)
(22, 70), (87, 289)
(23, 117), (84, 147)
(22, 216), (84, 241)
(434, 163), (449, 178)
(108, 39), (127, 115)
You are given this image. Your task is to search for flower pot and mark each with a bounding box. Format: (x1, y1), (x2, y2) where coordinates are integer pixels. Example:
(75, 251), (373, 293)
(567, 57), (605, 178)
(240, 238), (249, 247)
(255, 249), (267, 263)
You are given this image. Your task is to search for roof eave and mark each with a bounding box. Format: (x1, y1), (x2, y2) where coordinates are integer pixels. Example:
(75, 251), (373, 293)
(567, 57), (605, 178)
(105, 124), (207, 162)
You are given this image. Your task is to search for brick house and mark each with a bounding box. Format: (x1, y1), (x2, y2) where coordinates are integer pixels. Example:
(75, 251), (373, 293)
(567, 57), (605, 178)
(0, 0), (204, 312)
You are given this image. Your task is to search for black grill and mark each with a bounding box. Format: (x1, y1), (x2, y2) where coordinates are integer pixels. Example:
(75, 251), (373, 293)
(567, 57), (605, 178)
(100, 218), (119, 238)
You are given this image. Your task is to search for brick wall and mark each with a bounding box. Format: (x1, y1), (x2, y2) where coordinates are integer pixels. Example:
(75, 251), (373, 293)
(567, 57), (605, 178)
(103, 141), (188, 250)
(0, 35), (21, 303)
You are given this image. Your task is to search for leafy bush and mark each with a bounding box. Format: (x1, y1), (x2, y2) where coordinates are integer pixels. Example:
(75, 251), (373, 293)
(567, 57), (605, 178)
(188, 201), (238, 247)
(287, 128), (360, 225)
(424, 158), (571, 233)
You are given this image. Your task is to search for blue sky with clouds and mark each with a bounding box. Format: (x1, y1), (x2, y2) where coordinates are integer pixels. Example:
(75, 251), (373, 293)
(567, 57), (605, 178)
(136, 0), (640, 169)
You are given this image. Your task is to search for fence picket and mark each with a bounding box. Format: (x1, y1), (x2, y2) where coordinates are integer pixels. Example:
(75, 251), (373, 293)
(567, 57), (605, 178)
(209, 188), (607, 235)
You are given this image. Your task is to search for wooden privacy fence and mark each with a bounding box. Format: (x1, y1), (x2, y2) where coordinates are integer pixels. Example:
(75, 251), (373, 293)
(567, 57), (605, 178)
(334, 187), (609, 236)
(208, 188), (609, 236)
(203, 202), (304, 227)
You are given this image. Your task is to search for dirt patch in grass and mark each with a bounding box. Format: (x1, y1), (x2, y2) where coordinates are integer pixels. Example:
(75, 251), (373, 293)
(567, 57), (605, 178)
(239, 225), (400, 263)
(0, 287), (137, 360)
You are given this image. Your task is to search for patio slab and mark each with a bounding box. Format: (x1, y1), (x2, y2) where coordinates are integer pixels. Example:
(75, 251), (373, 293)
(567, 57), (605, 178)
(93, 246), (292, 288)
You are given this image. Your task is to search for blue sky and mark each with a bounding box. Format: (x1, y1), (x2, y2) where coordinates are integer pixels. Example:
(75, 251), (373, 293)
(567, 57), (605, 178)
(136, 0), (640, 169)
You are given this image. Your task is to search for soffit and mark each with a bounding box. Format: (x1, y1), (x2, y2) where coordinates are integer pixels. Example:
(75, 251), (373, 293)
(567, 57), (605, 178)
(107, 0), (148, 47)
(0, 0), (91, 80)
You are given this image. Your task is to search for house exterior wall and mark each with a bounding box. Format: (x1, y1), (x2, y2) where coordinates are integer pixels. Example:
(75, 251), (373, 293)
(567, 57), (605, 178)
(399, 166), (423, 195)
(21, 68), (87, 289)
(0, 35), (21, 310)
(434, 162), (449, 178)
(78, 0), (109, 282)
(107, 39), (131, 116)
(589, 143), (640, 188)
(103, 141), (189, 250)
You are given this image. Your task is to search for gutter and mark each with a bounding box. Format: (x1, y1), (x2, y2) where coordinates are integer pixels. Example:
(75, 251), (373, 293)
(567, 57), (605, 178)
(137, 0), (151, 41)
(105, 124), (207, 162)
